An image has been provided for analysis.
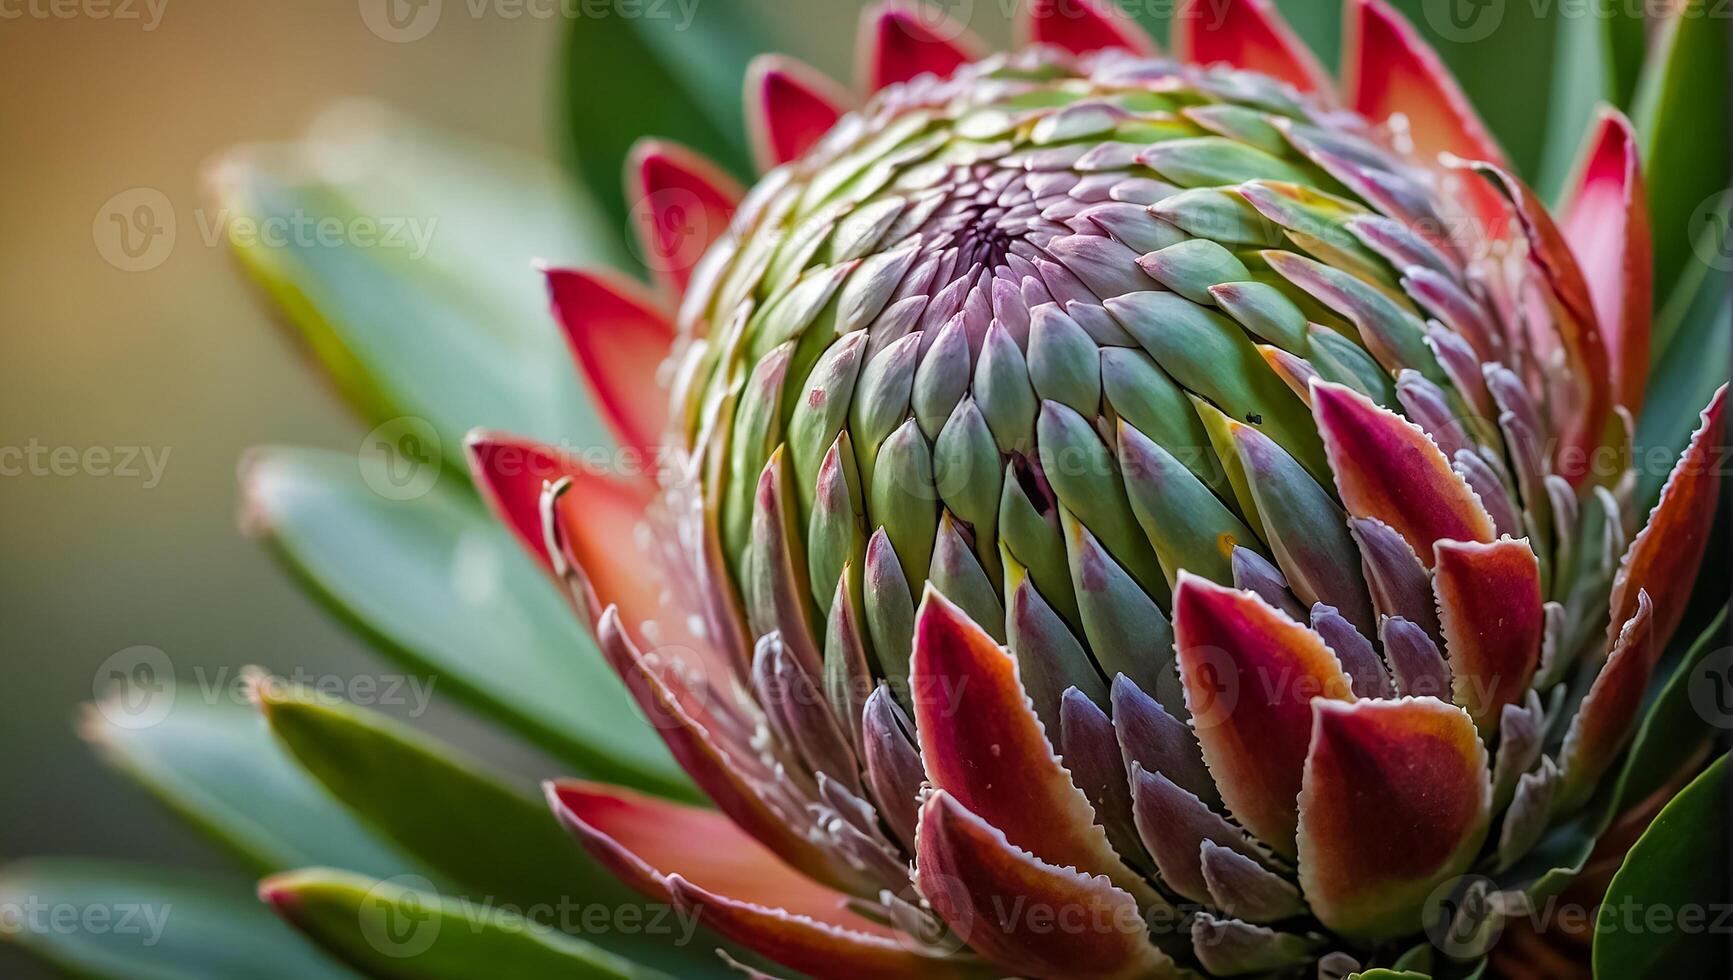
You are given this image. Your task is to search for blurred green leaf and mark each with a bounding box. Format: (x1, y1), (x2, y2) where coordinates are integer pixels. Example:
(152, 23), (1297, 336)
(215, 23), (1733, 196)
(1611, 607), (1729, 812)
(241, 445), (692, 799)
(84, 694), (407, 879)
(1632, 0), (1731, 299)
(559, 1), (774, 230)
(216, 101), (620, 458)
(1535, 4), (1638, 201)
(261, 868), (662, 980)
(1593, 755), (1730, 978)
(1637, 211), (1731, 504)
(255, 689), (725, 976)
(0, 860), (355, 980)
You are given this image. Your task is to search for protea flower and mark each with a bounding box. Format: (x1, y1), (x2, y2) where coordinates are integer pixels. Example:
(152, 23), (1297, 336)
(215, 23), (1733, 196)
(14, 1), (1726, 979)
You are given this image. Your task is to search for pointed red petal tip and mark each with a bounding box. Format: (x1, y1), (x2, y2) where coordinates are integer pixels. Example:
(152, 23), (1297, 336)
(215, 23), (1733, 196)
(464, 430), (579, 570)
(1019, 0), (1158, 56)
(626, 140), (742, 298)
(910, 586), (1161, 907)
(1608, 385), (1727, 653)
(1171, 573), (1354, 858)
(915, 791), (1174, 979)
(1459, 158), (1612, 484)
(1343, 0), (1507, 167)
(1561, 108), (1651, 416)
(1297, 697), (1489, 941)
(544, 779), (869, 928)
(543, 267), (674, 460)
(1557, 591), (1657, 809)
(1172, 0), (1331, 95)
(665, 875), (976, 979)
(746, 55), (851, 173)
(1310, 380), (1495, 566)
(1432, 538), (1542, 733)
(858, 1), (985, 93)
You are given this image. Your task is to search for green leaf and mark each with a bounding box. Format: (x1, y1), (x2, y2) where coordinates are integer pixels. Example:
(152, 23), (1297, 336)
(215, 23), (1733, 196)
(254, 688), (725, 977)
(215, 101), (620, 458)
(1637, 219), (1731, 504)
(1534, 6), (1617, 201)
(1349, 971), (1432, 980)
(0, 860), (355, 980)
(1631, 0), (1731, 299)
(241, 445), (692, 799)
(1611, 607), (1730, 811)
(559, 1), (773, 229)
(83, 693), (406, 879)
(1593, 755), (1730, 978)
(261, 868), (665, 979)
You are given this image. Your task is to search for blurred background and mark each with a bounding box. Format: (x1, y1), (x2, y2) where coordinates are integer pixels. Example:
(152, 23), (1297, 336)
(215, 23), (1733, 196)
(0, 0), (1660, 974)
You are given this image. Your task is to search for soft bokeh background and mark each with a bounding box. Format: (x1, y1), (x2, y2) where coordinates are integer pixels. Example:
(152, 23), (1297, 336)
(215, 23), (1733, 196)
(0, 1), (1590, 974)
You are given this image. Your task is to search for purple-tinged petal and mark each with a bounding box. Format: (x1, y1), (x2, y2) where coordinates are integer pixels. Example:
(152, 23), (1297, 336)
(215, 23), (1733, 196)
(912, 588), (1160, 905)
(1433, 538), (1542, 733)
(1172, 574), (1354, 857)
(1059, 687), (1145, 867)
(1110, 674), (1217, 806)
(862, 684), (926, 853)
(1199, 840), (1304, 923)
(1296, 697), (1490, 941)
(1310, 604), (1390, 698)
(1311, 380), (1495, 565)
(1172, 0), (1331, 95)
(1129, 763), (1262, 905)
(1191, 914), (1319, 974)
(1348, 517), (1440, 641)
(746, 55), (850, 173)
(915, 792), (1175, 979)
(1229, 546), (1307, 622)
(1379, 615), (1452, 701)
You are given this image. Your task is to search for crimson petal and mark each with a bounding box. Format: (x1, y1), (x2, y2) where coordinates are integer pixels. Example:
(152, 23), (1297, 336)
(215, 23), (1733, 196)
(858, 1), (984, 93)
(915, 792), (1175, 980)
(1172, 573), (1354, 857)
(464, 430), (579, 571)
(627, 140), (742, 298)
(1561, 109), (1651, 415)
(544, 267), (674, 461)
(746, 55), (850, 172)
(1019, 0), (1157, 56)
(1342, 0), (1506, 167)
(911, 588), (1159, 906)
(1296, 697), (1490, 941)
(1311, 380), (1495, 566)
(1433, 537), (1543, 733)
(1172, 0), (1330, 95)
(1557, 592), (1657, 810)
(1606, 385), (1726, 653)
